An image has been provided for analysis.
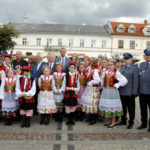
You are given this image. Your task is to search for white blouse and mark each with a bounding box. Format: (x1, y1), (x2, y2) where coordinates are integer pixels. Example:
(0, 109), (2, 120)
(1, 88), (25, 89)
(16, 76), (36, 97)
(52, 72), (66, 93)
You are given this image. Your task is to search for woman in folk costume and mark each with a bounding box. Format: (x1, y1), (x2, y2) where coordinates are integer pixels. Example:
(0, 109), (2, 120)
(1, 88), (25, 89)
(82, 61), (101, 125)
(99, 60), (128, 128)
(16, 66), (36, 128)
(75, 61), (88, 121)
(52, 62), (66, 122)
(37, 66), (57, 125)
(64, 62), (80, 125)
(2, 54), (12, 74)
(0, 68), (18, 125)
(0, 62), (6, 114)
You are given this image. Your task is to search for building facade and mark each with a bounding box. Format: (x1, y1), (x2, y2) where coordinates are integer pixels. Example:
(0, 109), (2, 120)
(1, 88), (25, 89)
(12, 23), (112, 58)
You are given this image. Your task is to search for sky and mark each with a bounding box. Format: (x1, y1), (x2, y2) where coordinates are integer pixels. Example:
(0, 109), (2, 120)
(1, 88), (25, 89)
(0, 0), (150, 25)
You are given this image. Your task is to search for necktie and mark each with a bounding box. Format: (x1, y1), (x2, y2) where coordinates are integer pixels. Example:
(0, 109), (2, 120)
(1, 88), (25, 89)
(62, 58), (65, 66)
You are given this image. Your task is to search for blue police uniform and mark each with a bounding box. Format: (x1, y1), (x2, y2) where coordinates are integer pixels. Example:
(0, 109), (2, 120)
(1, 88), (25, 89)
(119, 53), (139, 129)
(138, 49), (150, 131)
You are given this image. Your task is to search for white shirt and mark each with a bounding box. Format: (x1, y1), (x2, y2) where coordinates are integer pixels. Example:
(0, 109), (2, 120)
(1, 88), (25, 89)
(61, 57), (65, 66)
(48, 62), (54, 69)
(37, 61), (43, 70)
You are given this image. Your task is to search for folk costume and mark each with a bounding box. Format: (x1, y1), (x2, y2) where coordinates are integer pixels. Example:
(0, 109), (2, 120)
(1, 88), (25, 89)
(16, 66), (36, 128)
(99, 70), (127, 118)
(75, 69), (88, 121)
(81, 62), (101, 125)
(37, 74), (57, 125)
(52, 69), (66, 122)
(0, 74), (18, 125)
(63, 62), (80, 125)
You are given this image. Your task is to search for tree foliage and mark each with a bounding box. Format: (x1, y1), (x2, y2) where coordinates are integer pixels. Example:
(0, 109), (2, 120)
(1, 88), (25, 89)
(0, 24), (20, 51)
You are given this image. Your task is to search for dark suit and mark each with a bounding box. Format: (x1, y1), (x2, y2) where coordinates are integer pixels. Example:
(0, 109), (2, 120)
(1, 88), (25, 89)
(55, 57), (71, 73)
(46, 62), (56, 74)
(31, 61), (45, 113)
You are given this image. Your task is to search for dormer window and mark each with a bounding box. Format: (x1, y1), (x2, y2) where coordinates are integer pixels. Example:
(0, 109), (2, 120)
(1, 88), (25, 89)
(128, 25), (136, 33)
(116, 24), (124, 32)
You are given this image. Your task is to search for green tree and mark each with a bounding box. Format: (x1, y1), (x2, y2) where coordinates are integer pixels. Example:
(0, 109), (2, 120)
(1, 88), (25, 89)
(0, 24), (20, 52)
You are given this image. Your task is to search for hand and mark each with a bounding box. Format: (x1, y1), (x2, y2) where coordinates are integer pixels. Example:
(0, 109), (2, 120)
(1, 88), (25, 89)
(74, 90), (78, 95)
(56, 91), (60, 95)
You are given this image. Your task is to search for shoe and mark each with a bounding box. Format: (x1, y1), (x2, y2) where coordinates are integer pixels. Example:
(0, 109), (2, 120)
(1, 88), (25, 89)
(147, 128), (150, 132)
(117, 121), (127, 126)
(107, 124), (116, 128)
(40, 115), (44, 125)
(26, 117), (31, 128)
(20, 116), (26, 128)
(44, 115), (50, 125)
(5, 119), (9, 126)
(137, 124), (147, 130)
(127, 124), (133, 129)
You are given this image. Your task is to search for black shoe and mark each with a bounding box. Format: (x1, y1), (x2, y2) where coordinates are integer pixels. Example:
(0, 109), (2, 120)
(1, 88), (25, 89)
(20, 116), (26, 128)
(88, 114), (96, 125)
(147, 128), (150, 132)
(127, 124), (133, 129)
(5, 119), (9, 126)
(117, 121), (127, 126)
(107, 124), (116, 128)
(8, 118), (13, 125)
(26, 117), (30, 128)
(44, 115), (50, 125)
(85, 114), (91, 122)
(40, 115), (44, 125)
(137, 124), (147, 130)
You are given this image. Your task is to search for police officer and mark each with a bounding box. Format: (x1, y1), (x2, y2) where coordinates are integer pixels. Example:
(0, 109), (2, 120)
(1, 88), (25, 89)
(118, 53), (139, 129)
(137, 49), (150, 132)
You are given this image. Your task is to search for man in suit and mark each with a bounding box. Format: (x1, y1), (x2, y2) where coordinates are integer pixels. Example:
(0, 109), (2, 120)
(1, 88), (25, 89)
(31, 53), (45, 114)
(118, 53), (139, 129)
(55, 48), (71, 72)
(46, 53), (56, 74)
(137, 49), (150, 132)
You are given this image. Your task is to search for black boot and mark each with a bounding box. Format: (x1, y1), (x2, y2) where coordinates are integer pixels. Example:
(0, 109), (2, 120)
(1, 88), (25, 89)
(40, 114), (44, 125)
(85, 114), (91, 122)
(79, 111), (83, 122)
(20, 116), (26, 128)
(89, 114), (97, 125)
(66, 113), (71, 125)
(58, 112), (63, 123)
(9, 117), (13, 125)
(55, 112), (59, 122)
(70, 112), (75, 125)
(26, 117), (31, 128)
(45, 114), (50, 125)
(75, 111), (79, 121)
(5, 118), (9, 126)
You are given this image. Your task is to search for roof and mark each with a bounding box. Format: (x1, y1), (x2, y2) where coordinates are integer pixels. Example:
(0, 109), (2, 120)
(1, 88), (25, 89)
(9, 23), (110, 36)
(110, 21), (147, 36)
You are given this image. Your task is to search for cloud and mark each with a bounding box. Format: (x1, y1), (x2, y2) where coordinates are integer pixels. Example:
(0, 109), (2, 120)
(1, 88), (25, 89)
(0, 0), (150, 25)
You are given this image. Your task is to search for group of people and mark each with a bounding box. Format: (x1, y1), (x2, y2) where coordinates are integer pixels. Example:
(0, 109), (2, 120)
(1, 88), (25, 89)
(0, 48), (150, 132)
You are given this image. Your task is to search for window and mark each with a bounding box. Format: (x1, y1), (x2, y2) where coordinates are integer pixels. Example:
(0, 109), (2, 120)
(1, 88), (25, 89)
(47, 38), (52, 46)
(58, 39), (62, 46)
(117, 24), (124, 32)
(69, 39), (73, 47)
(102, 40), (106, 48)
(130, 41), (135, 49)
(146, 41), (150, 49)
(117, 28), (124, 32)
(37, 38), (41, 46)
(22, 38), (27, 45)
(91, 40), (96, 48)
(118, 40), (124, 48)
(147, 28), (150, 35)
(80, 39), (84, 48)
(129, 28), (135, 33)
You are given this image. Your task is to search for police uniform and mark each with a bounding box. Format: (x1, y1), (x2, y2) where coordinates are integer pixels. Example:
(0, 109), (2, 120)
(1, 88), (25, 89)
(119, 53), (139, 129)
(138, 49), (150, 131)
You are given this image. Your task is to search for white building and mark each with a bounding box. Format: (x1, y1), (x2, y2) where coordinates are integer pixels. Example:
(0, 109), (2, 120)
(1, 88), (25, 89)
(11, 23), (112, 58)
(108, 20), (150, 61)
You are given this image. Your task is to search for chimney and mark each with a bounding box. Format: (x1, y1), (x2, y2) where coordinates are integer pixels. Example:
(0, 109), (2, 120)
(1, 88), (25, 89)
(144, 20), (148, 25)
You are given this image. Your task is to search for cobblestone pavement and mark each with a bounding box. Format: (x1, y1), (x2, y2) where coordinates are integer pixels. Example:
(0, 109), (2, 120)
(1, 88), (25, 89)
(0, 98), (150, 150)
